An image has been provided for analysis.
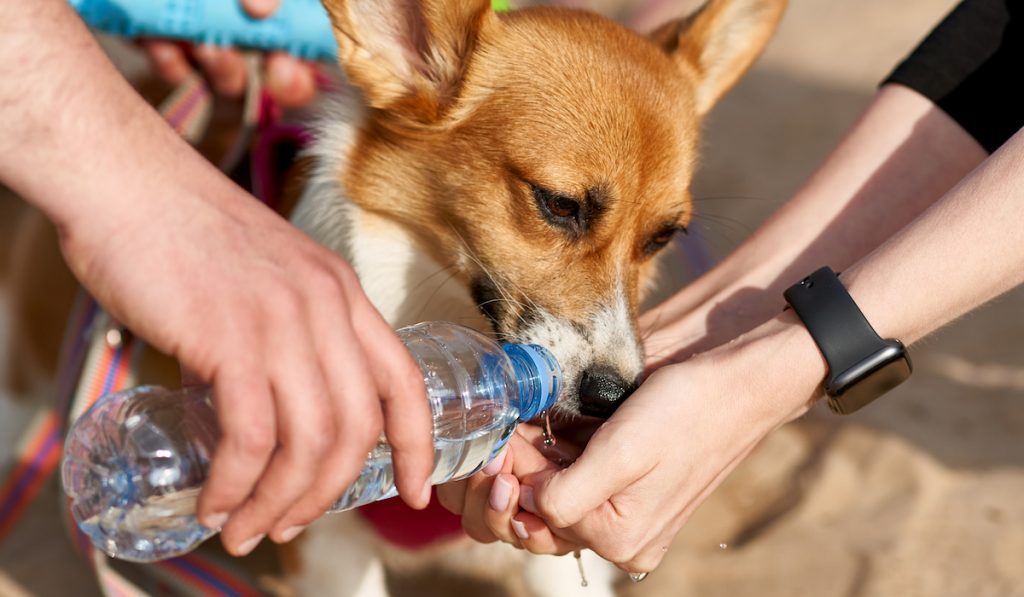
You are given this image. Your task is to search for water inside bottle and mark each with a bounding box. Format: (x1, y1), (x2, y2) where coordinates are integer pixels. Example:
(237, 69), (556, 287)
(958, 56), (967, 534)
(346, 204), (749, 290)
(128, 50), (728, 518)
(329, 402), (516, 511)
(78, 486), (215, 562)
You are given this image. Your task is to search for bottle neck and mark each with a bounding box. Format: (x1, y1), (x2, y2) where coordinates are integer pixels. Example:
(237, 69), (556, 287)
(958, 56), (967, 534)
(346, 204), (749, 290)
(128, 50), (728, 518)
(501, 343), (561, 421)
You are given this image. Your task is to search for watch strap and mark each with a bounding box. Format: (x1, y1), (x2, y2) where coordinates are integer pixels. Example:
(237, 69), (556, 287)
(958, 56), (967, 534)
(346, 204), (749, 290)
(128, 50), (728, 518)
(783, 266), (887, 392)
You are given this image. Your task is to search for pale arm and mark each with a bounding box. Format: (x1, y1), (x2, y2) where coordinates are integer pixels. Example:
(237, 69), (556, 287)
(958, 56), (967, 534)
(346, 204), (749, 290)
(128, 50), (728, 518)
(521, 123), (1024, 572)
(643, 84), (987, 364)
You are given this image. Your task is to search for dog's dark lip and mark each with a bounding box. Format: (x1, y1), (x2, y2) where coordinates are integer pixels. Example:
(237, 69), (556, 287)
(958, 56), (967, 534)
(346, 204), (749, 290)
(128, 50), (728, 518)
(578, 400), (623, 419)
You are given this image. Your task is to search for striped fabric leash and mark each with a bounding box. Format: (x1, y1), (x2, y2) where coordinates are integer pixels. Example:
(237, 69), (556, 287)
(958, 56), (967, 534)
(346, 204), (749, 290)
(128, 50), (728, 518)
(0, 292), (96, 544)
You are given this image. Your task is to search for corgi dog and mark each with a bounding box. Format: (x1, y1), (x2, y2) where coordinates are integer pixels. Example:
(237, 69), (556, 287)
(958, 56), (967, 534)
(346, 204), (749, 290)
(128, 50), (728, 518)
(284, 0), (786, 595)
(0, 0), (785, 594)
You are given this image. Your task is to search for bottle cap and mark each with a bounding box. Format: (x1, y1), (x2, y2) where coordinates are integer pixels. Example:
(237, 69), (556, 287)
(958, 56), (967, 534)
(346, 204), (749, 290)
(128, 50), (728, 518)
(502, 343), (561, 421)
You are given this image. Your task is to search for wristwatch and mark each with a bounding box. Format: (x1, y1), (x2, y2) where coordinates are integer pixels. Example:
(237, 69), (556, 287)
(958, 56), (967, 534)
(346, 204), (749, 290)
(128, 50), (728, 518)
(783, 266), (912, 414)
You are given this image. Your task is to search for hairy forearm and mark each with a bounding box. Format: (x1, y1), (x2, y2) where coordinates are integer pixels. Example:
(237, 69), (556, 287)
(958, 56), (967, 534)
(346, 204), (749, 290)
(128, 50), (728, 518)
(644, 84), (987, 363)
(0, 0), (239, 232)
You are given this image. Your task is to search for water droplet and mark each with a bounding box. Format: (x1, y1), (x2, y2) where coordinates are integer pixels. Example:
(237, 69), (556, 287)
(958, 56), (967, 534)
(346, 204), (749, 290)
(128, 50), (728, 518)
(661, 546), (669, 552)
(540, 410), (556, 447)
(573, 550), (588, 587)
(105, 328), (123, 348)
(628, 572), (649, 584)
(719, 543), (728, 550)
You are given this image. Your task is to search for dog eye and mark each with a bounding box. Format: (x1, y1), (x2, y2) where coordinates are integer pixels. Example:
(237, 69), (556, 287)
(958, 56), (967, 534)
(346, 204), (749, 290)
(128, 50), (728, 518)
(643, 226), (685, 255)
(531, 184), (581, 230)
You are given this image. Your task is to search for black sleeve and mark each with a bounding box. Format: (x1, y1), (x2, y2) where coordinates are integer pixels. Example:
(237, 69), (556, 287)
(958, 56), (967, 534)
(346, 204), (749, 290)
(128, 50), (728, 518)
(882, 0), (1024, 154)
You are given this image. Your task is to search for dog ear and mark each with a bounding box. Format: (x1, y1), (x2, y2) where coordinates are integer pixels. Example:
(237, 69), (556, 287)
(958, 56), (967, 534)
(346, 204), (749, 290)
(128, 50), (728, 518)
(650, 0), (786, 115)
(321, 0), (494, 122)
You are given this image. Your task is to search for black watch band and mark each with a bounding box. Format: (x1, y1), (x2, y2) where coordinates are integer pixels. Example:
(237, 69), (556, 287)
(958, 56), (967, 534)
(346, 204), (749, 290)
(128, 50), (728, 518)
(783, 266), (912, 414)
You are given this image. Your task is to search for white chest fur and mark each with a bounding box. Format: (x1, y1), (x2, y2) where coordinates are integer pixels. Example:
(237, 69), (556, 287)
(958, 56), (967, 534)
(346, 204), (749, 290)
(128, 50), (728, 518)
(290, 94), (487, 332)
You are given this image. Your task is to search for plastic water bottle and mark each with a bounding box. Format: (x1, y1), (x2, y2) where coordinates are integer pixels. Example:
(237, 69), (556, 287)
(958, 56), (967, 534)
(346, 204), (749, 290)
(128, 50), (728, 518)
(61, 321), (560, 563)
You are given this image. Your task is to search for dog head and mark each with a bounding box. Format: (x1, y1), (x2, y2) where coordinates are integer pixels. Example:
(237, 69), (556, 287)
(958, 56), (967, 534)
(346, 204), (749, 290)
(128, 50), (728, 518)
(318, 0), (785, 417)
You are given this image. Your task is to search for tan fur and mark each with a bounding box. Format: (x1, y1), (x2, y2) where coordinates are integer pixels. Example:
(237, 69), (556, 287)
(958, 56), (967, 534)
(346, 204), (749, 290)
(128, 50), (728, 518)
(289, 0), (787, 594)
(302, 0), (786, 415)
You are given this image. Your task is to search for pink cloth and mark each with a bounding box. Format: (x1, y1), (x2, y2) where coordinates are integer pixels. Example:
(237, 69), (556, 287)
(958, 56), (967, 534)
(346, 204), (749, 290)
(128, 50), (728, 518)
(356, 489), (465, 549)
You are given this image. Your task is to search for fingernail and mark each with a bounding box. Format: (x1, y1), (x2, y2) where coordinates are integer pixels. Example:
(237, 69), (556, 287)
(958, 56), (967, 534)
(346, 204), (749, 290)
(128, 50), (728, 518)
(489, 475), (512, 512)
(519, 485), (537, 513)
(203, 512), (229, 529)
(511, 518), (529, 541)
(245, 0), (278, 17)
(279, 525), (305, 543)
(235, 534), (264, 556)
(482, 447), (507, 475)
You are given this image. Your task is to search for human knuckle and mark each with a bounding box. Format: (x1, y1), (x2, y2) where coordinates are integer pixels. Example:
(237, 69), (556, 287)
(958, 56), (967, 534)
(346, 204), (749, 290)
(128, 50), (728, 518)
(229, 423), (275, 457)
(304, 424), (335, 458)
(533, 500), (567, 529)
(306, 265), (344, 300)
(631, 550), (665, 574)
(461, 519), (497, 544)
(311, 407), (338, 440)
(287, 504), (323, 528)
(619, 525), (646, 552)
(267, 285), (303, 316)
(339, 417), (380, 454)
(599, 541), (640, 565)
(435, 487), (463, 514)
(396, 363), (426, 397)
(332, 263), (360, 289)
(249, 484), (285, 513)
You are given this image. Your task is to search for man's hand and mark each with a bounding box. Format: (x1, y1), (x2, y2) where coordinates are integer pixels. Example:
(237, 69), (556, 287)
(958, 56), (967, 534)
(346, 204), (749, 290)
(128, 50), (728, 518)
(59, 175), (435, 555)
(2, 1), (431, 558)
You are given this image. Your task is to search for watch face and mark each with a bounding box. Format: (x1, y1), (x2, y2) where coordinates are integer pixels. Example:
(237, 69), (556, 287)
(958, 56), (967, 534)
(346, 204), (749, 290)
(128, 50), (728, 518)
(827, 343), (912, 414)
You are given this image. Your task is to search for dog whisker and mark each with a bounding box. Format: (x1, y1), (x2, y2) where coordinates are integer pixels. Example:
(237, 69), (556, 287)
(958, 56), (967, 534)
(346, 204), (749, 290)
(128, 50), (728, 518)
(445, 223), (537, 331)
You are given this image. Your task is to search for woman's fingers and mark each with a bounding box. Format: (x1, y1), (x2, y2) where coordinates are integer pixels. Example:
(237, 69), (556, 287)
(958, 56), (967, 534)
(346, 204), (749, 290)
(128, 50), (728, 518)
(508, 511), (581, 556)
(436, 478), (469, 515)
(460, 472), (510, 545)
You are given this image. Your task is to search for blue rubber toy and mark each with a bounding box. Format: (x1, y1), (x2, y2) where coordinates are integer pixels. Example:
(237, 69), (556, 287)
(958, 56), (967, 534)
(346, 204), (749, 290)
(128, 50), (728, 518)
(69, 0), (339, 62)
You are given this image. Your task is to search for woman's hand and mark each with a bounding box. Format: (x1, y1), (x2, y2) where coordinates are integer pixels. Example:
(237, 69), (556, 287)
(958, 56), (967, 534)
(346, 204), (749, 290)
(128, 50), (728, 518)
(436, 424), (585, 555)
(142, 0), (318, 107)
(521, 320), (823, 573)
(448, 316), (825, 573)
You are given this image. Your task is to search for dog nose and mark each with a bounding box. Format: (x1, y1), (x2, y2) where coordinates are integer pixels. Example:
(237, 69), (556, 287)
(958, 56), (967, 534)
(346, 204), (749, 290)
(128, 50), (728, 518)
(578, 366), (637, 418)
